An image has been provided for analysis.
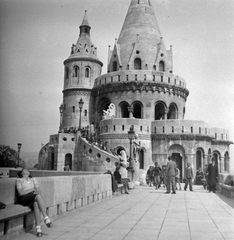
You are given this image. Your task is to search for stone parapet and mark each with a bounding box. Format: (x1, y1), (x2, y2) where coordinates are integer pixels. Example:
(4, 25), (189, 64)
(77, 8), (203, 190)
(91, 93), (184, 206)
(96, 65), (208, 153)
(0, 174), (112, 237)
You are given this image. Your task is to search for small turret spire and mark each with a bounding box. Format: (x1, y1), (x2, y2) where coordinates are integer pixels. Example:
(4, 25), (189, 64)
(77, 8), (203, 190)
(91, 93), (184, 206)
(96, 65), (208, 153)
(81, 10), (90, 27)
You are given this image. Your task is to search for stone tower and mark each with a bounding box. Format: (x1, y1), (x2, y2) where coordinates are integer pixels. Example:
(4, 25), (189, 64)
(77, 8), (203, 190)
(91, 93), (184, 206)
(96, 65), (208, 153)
(39, 0), (232, 180)
(60, 11), (103, 131)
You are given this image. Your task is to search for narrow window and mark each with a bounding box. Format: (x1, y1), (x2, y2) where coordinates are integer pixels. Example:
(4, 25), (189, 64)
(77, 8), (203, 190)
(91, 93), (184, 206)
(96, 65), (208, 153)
(105, 78), (106, 84)
(111, 77), (113, 82)
(168, 77), (170, 83)
(182, 126), (184, 133)
(144, 75), (146, 80)
(163, 127), (165, 133)
(135, 74), (137, 80)
(153, 75), (155, 81)
(153, 65), (156, 71)
(114, 125), (115, 131)
(159, 61), (165, 72)
(174, 79), (176, 84)
(73, 106), (75, 113)
(85, 68), (90, 78)
(74, 66), (78, 77)
(134, 58), (141, 70)
(118, 75), (120, 81)
(172, 126), (174, 133)
(154, 127), (156, 133)
(199, 127), (201, 134)
(161, 76), (163, 82)
(191, 127), (193, 133)
(215, 133), (217, 138)
(122, 125), (124, 131)
(221, 133), (223, 139)
(126, 75), (128, 81)
(65, 67), (69, 79)
(113, 61), (117, 72)
(84, 110), (87, 116)
(140, 126), (142, 131)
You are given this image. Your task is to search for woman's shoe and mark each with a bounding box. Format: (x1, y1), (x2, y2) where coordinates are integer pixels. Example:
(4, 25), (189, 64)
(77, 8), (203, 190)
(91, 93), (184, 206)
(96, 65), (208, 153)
(44, 216), (53, 228)
(36, 226), (42, 237)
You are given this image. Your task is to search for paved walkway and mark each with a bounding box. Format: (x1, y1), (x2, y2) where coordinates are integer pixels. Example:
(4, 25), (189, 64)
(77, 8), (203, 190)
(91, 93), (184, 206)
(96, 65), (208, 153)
(8, 184), (234, 240)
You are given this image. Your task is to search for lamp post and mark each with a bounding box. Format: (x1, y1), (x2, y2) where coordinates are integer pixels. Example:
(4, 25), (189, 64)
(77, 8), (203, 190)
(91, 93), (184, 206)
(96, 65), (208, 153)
(17, 143), (22, 168)
(128, 125), (135, 181)
(78, 98), (84, 130)
(59, 104), (63, 130)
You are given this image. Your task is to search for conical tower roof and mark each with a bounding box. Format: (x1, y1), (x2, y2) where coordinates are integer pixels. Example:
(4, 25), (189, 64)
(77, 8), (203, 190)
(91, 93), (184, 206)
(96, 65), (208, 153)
(117, 0), (163, 69)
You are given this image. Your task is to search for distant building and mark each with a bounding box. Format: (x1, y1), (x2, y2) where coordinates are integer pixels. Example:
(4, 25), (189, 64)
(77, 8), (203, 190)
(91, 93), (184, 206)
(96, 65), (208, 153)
(39, 0), (232, 181)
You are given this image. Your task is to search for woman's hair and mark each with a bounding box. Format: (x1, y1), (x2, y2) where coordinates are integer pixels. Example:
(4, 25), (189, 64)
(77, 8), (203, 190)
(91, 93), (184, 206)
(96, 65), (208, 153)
(17, 168), (32, 178)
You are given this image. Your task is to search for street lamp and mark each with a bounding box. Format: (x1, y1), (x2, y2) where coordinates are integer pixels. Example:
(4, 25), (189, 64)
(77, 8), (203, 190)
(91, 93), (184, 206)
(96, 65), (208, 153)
(17, 143), (22, 168)
(78, 98), (84, 130)
(128, 125), (135, 167)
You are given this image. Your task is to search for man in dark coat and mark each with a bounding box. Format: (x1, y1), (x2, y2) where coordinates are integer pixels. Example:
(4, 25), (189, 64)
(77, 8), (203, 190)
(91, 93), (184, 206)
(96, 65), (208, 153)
(207, 158), (219, 193)
(165, 156), (177, 194)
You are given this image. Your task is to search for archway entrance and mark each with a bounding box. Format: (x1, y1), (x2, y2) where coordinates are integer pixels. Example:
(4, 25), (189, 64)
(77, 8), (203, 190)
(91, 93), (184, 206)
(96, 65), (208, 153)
(171, 153), (182, 182)
(65, 153), (72, 170)
(139, 149), (144, 169)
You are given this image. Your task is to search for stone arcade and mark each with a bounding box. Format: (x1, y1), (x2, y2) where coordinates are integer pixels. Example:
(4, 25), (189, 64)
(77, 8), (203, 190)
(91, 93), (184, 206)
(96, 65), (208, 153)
(39, 0), (232, 183)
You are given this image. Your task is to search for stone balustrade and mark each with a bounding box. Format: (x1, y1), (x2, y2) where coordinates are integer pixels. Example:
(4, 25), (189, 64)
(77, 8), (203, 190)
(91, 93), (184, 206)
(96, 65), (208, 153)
(0, 174), (112, 237)
(94, 70), (187, 88)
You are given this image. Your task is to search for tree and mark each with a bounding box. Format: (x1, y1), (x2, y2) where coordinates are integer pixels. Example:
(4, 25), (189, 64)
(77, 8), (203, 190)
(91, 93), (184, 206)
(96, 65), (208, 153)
(0, 145), (24, 168)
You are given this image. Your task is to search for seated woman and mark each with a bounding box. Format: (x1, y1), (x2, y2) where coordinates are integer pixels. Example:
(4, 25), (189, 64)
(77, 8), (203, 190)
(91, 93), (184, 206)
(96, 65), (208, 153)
(16, 168), (53, 237)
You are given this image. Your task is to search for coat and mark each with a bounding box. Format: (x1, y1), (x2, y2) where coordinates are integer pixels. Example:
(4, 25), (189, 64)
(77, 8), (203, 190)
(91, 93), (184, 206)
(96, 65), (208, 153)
(166, 160), (177, 176)
(207, 163), (218, 186)
(185, 167), (193, 179)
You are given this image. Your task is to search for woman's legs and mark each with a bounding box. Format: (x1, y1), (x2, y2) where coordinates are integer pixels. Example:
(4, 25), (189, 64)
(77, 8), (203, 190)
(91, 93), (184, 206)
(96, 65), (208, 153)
(33, 202), (41, 226)
(35, 195), (47, 218)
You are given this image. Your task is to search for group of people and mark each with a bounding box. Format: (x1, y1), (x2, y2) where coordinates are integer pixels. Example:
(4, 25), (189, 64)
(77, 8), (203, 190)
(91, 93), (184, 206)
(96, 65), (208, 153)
(146, 158), (182, 192)
(147, 157), (219, 194)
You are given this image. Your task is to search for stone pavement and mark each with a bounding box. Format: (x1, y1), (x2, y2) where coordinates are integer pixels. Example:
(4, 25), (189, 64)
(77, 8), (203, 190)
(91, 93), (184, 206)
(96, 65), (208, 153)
(7, 184), (234, 240)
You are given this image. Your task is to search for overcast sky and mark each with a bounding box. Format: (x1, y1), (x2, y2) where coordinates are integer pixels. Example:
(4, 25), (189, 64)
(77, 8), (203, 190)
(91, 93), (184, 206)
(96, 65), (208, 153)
(0, 0), (234, 170)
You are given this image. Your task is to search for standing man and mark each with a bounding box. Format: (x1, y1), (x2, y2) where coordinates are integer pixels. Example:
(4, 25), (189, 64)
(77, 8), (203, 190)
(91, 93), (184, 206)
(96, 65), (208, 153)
(184, 163), (193, 191)
(165, 156), (177, 194)
(207, 158), (219, 193)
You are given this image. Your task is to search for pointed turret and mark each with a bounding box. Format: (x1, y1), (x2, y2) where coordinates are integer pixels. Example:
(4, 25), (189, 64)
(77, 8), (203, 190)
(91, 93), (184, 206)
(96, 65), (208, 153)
(108, 0), (172, 72)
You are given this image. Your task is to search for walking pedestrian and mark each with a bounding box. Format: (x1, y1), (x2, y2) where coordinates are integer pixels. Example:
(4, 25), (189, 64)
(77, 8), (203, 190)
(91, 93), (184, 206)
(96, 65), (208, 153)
(184, 163), (193, 191)
(153, 162), (161, 189)
(207, 158), (218, 193)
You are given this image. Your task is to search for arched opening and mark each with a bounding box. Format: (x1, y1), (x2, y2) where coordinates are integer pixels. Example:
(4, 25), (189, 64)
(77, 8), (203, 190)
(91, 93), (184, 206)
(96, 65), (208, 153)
(169, 144), (185, 181)
(133, 102), (142, 119)
(159, 61), (165, 72)
(224, 152), (229, 172)
(119, 102), (129, 118)
(172, 153), (182, 182)
(167, 103), (178, 119)
(65, 153), (72, 171)
(85, 67), (90, 78)
(213, 151), (220, 172)
(155, 102), (166, 120)
(196, 150), (202, 170)
(139, 149), (144, 169)
(73, 66), (79, 77)
(134, 58), (141, 70)
(113, 61), (117, 72)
